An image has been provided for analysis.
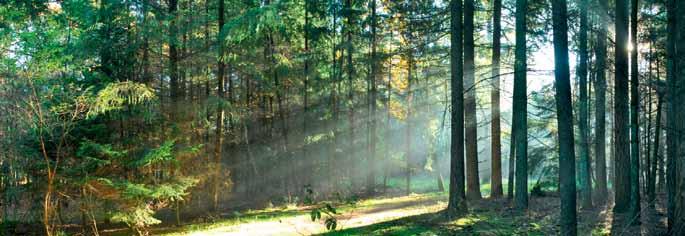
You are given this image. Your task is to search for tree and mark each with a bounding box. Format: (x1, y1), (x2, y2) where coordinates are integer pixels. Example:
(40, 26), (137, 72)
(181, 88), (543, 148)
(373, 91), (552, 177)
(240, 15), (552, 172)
(666, 0), (677, 230)
(464, 0), (481, 200)
(614, 0), (631, 214)
(345, 0), (357, 190)
(490, 0), (503, 199)
(577, 0), (592, 209)
(629, 0), (641, 222)
(593, 0), (609, 203)
(551, 0), (577, 234)
(649, 93), (662, 207)
(214, 0), (226, 213)
(670, 0), (685, 233)
(513, 0), (528, 210)
(366, 0), (378, 194)
(303, 0), (311, 193)
(169, 0), (180, 116)
(447, 0), (467, 218)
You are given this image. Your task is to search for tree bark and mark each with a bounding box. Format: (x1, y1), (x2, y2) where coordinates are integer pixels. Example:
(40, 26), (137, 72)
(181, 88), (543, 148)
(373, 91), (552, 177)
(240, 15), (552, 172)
(213, 0), (226, 212)
(594, 0), (609, 204)
(345, 0), (357, 190)
(513, 0), (528, 210)
(446, 0), (468, 218)
(551, 0), (578, 234)
(649, 95), (662, 208)
(629, 0), (641, 222)
(508, 125), (515, 200)
(366, 0), (378, 194)
(578, 0), (592, 209)
(464, 0), (481, 200)
(614, 0), (631, 214)
(671, 0), (685, 233)
(490, 0), (503, 199)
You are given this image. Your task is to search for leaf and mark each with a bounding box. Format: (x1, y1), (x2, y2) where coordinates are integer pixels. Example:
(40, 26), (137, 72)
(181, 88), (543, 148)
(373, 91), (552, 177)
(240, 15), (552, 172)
(325, 218), (337, 231)
(310, 209), (321, 221)
(325, 203), (337, 214)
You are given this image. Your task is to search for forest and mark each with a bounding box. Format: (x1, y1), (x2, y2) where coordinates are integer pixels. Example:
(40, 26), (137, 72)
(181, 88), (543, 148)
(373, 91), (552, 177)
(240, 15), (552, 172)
(1, 0), (685, 235)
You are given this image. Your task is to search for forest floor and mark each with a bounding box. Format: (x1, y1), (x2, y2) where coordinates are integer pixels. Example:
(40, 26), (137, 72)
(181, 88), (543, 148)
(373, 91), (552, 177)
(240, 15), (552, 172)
(114, 191), (669, 236)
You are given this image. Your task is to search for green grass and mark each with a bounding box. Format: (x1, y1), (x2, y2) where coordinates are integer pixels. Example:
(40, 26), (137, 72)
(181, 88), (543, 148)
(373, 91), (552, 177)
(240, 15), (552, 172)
(318, 207), (551, 236)
(144, 177), (595, 236)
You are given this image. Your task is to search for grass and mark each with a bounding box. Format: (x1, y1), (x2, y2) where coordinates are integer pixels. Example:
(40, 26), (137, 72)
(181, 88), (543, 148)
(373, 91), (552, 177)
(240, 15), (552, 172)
(153, 191), (447, 236)
(129, 177), (609, 236)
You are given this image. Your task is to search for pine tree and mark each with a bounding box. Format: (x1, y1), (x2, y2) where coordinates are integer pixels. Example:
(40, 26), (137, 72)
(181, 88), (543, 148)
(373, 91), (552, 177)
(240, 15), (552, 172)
(447, 0), (468, 218)
(578, 0), (593, 209)
(490, 0), (503, 199)
(614, 0), (631, 214)
(513, 0), (529, 210)
(551, 0), (578, 234)
(628, 0), (641, 222)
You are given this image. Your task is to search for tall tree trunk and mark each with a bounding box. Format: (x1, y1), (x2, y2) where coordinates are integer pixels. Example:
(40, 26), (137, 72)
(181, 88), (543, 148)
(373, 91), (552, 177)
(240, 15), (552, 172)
(169, 0), (179, 118)
(671, 0), (685, 233)
(302, 0), (310, 190)
(508, 125), (515, 200)
(464, 0), (482, 200)
(594, 0), (609, 204)
(366, 0), (378, 194)
(213, 0), (225, 212)
(513, 0), (528, 210)
(446, 0), (468, 218)
(490, 0), (503, 199)
(666, 0), (676, 230)
(345, 0), (357, 190)
(629, 0), (641, 223)
(578, 0), (593, 209)
(613, 0), (631, 214)
(657, 55), (665, 193)
(384, 48), (393, 192)
(551, 0), (578, 234)
(649, 95), (662, 208)
(646, 43), (654, 207)
(406, 55), (414, 195)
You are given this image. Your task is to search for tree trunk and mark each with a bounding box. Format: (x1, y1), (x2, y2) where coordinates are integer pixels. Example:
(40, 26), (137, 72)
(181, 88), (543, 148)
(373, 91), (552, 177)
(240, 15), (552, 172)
(578, 0), (592, 209)
(671, 0), (685, 233)
(649, 95), (662, 208)
(384, 43), (393, 192)
(464, 0), (482, 200)
(405, 55), (414, 195)
(594, 0), (609, 204)
(513, 0), (528, 210)
(345, 0), (357, 190)
(629, 0), (641, 222)
(302, 0), (310, 190)
(551, 0), (578, 234)
(614, 0), (631, 214)
(366, 0), (378, 194)
(446, 0), (468, 218)
(213, 0), (225, 212)
(508, 125), (515, 200)
(490, 0), (503, 199)
(169, 0), (179, 118)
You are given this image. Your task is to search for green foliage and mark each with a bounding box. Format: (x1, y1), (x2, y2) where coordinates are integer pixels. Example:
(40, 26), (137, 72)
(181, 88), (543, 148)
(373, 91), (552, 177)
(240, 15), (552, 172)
(306, 186), (340, 231)
(130, 140), (176, 168)
(222, 4), (285, 44)
(76, 140), (198, 235)
(88, 82), (155, 117)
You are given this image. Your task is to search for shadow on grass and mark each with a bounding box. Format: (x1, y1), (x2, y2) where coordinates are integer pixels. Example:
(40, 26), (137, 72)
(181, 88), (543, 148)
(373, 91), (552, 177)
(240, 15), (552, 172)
(316, 208), (529, 236)
(316, 212), (447, 236)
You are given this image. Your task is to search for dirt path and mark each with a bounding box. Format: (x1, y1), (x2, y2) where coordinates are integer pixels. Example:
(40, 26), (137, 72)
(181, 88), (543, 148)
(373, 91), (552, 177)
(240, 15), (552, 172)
(163, 194), (446, 236)
(154, 193), (669, 236)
